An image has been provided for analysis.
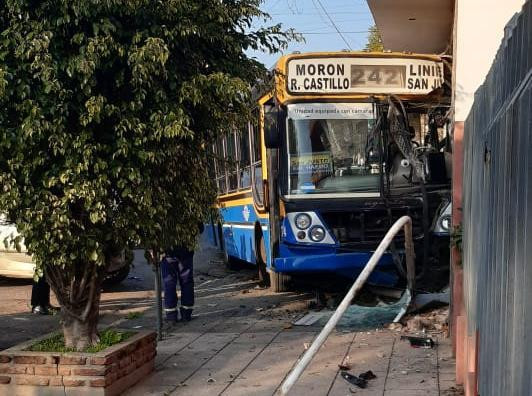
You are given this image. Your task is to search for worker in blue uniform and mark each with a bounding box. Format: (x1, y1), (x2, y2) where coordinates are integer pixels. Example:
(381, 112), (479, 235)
(161, 223), (204, 322)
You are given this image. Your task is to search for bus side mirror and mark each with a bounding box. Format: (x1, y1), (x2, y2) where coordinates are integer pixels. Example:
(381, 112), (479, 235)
(264, 105), (285, 149)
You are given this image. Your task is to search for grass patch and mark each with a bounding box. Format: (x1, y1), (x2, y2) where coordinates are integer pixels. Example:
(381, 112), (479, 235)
(27, 329), (134, 353)
(125, 311), (143, 320)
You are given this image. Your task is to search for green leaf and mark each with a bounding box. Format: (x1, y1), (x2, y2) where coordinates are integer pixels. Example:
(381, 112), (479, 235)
(89, 212), (99, 224)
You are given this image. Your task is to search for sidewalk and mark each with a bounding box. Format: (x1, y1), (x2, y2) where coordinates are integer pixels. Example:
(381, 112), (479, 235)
(119, 238), (461, 396)
(125, 316), (458, 396)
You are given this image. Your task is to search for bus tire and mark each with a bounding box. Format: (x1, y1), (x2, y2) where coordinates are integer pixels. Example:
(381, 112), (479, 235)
(270, 270), (290, 293)
(218, 222), (237, 270)
(255, 228), (269, 286)
(224, 253), (239, 270)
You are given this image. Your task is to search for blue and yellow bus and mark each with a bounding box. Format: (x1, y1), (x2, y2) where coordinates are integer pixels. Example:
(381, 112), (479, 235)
(212, 52), (452, 292)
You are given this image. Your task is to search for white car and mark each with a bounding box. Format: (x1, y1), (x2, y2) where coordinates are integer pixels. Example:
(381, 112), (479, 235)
(0, 220), (33, 278)
(0, 217), (130, 283)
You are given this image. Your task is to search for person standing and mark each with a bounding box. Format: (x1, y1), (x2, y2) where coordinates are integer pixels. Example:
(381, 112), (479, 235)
(31, 275), (54, 315)
(161, 223), (204, 322)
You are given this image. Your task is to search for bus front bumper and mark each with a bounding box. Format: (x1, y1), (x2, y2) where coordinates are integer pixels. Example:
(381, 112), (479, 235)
(273, 251), (398, 286)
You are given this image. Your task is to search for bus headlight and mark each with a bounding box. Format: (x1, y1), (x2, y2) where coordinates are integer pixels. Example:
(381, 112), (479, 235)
(295, 213), (312, 230)
(439, 215), (451, 232)
(433, 201), (451, 235)
(286, 212), (334, 245)
(309, 226), (326, 242)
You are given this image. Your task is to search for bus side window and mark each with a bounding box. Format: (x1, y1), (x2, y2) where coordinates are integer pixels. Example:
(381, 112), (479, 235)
(226, 132), (238, 192)
(214, 137), (227, 194)
(251, 116), (264, 207)
(207, 150), (216, 181)
(239, 127), (251, 189)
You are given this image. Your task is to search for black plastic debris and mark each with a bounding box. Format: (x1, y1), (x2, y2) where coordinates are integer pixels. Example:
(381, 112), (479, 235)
(341, 372), (367, 388)
(400, 335), (435, 349)
(359, 370), (377, 380)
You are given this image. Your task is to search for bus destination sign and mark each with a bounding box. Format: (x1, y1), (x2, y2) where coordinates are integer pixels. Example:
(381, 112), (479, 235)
(286, 57), (444, 95)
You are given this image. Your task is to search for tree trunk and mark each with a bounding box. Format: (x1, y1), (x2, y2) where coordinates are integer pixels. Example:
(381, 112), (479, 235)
(46, 260), (107, 351)
(61, 284), (102, 350)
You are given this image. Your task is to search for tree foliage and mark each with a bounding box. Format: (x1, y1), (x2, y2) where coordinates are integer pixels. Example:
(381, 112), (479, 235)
(0, 0), (295, 349)
(364, 25), (384, 52)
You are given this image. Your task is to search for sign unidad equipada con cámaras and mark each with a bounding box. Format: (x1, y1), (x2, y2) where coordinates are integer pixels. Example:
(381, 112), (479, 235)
(286, 57), (444, 95)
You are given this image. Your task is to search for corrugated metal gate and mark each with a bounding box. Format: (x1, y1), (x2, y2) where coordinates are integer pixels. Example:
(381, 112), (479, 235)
(462, 2), (531, 395)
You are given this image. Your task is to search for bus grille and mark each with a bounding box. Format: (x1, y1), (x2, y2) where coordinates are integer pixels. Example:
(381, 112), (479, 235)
(321, 207), (424, 247)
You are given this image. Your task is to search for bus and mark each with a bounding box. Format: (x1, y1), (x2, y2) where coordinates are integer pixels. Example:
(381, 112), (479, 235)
(211, 51), (452, 292)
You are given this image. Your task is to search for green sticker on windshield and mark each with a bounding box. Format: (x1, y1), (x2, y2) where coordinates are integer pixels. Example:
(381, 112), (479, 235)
(290, 152), (333, 175)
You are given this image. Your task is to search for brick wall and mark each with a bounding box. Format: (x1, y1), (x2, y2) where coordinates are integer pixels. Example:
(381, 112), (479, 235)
(0, 330), (156, 396)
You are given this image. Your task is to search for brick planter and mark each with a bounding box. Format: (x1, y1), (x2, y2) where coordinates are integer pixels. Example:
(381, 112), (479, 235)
(0, 329), (156, 395)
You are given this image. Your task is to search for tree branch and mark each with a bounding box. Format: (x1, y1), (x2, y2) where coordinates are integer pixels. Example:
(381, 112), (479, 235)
(80, 264), (97, 321)
(76, 260), (92, 301)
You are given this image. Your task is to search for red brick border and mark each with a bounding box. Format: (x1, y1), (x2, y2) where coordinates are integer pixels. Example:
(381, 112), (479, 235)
(0, 330), (156, 396)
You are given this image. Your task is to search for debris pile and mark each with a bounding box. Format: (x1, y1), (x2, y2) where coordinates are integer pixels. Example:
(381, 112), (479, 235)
(387, 307), (449, 336)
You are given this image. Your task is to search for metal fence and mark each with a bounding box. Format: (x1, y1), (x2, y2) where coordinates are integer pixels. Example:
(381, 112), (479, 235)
(462, 1), (532, 395)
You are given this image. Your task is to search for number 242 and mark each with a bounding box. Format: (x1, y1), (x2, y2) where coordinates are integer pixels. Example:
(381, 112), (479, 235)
(352, 69), (399, 85)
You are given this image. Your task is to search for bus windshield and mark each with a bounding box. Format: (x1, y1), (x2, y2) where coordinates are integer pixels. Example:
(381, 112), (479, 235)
(286, 103), (380, 197)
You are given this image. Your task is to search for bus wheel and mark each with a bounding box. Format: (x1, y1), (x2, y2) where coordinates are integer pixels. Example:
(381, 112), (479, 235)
(223, 250), (240, 270)
(255, 230), (269, 286)
(270, 270), (290, 293)
(219, 223), (237, 270)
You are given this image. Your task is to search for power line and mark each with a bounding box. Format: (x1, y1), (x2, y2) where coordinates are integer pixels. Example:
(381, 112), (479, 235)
(295, 19), (369, 29)
(269, 11), (369, 16)
(300, 31), (367, 35)
(310, 0), (334, 30)
(315, 0), (353, 50)
(265, 0), (283, 13)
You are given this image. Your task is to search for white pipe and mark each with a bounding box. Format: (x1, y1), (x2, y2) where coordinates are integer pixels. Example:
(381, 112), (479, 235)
(280, 216), (415, 395)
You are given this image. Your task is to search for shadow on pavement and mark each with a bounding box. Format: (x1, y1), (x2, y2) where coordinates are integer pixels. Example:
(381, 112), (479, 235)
(0, 276), (33, 286)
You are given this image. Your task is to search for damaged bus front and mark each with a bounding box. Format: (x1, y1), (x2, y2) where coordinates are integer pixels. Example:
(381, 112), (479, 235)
(212, 52), (452, 292)
(262, 52), (452, 291)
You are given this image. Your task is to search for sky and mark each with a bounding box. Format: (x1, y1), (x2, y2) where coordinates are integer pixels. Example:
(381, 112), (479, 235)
(247, 0), (376, 68)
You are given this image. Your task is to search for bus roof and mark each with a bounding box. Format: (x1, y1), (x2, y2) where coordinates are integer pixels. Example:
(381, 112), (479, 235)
(275, 51), (443, 65)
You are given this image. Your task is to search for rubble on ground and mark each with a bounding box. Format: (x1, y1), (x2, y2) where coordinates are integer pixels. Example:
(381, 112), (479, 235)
(387, 307), (449, 336)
